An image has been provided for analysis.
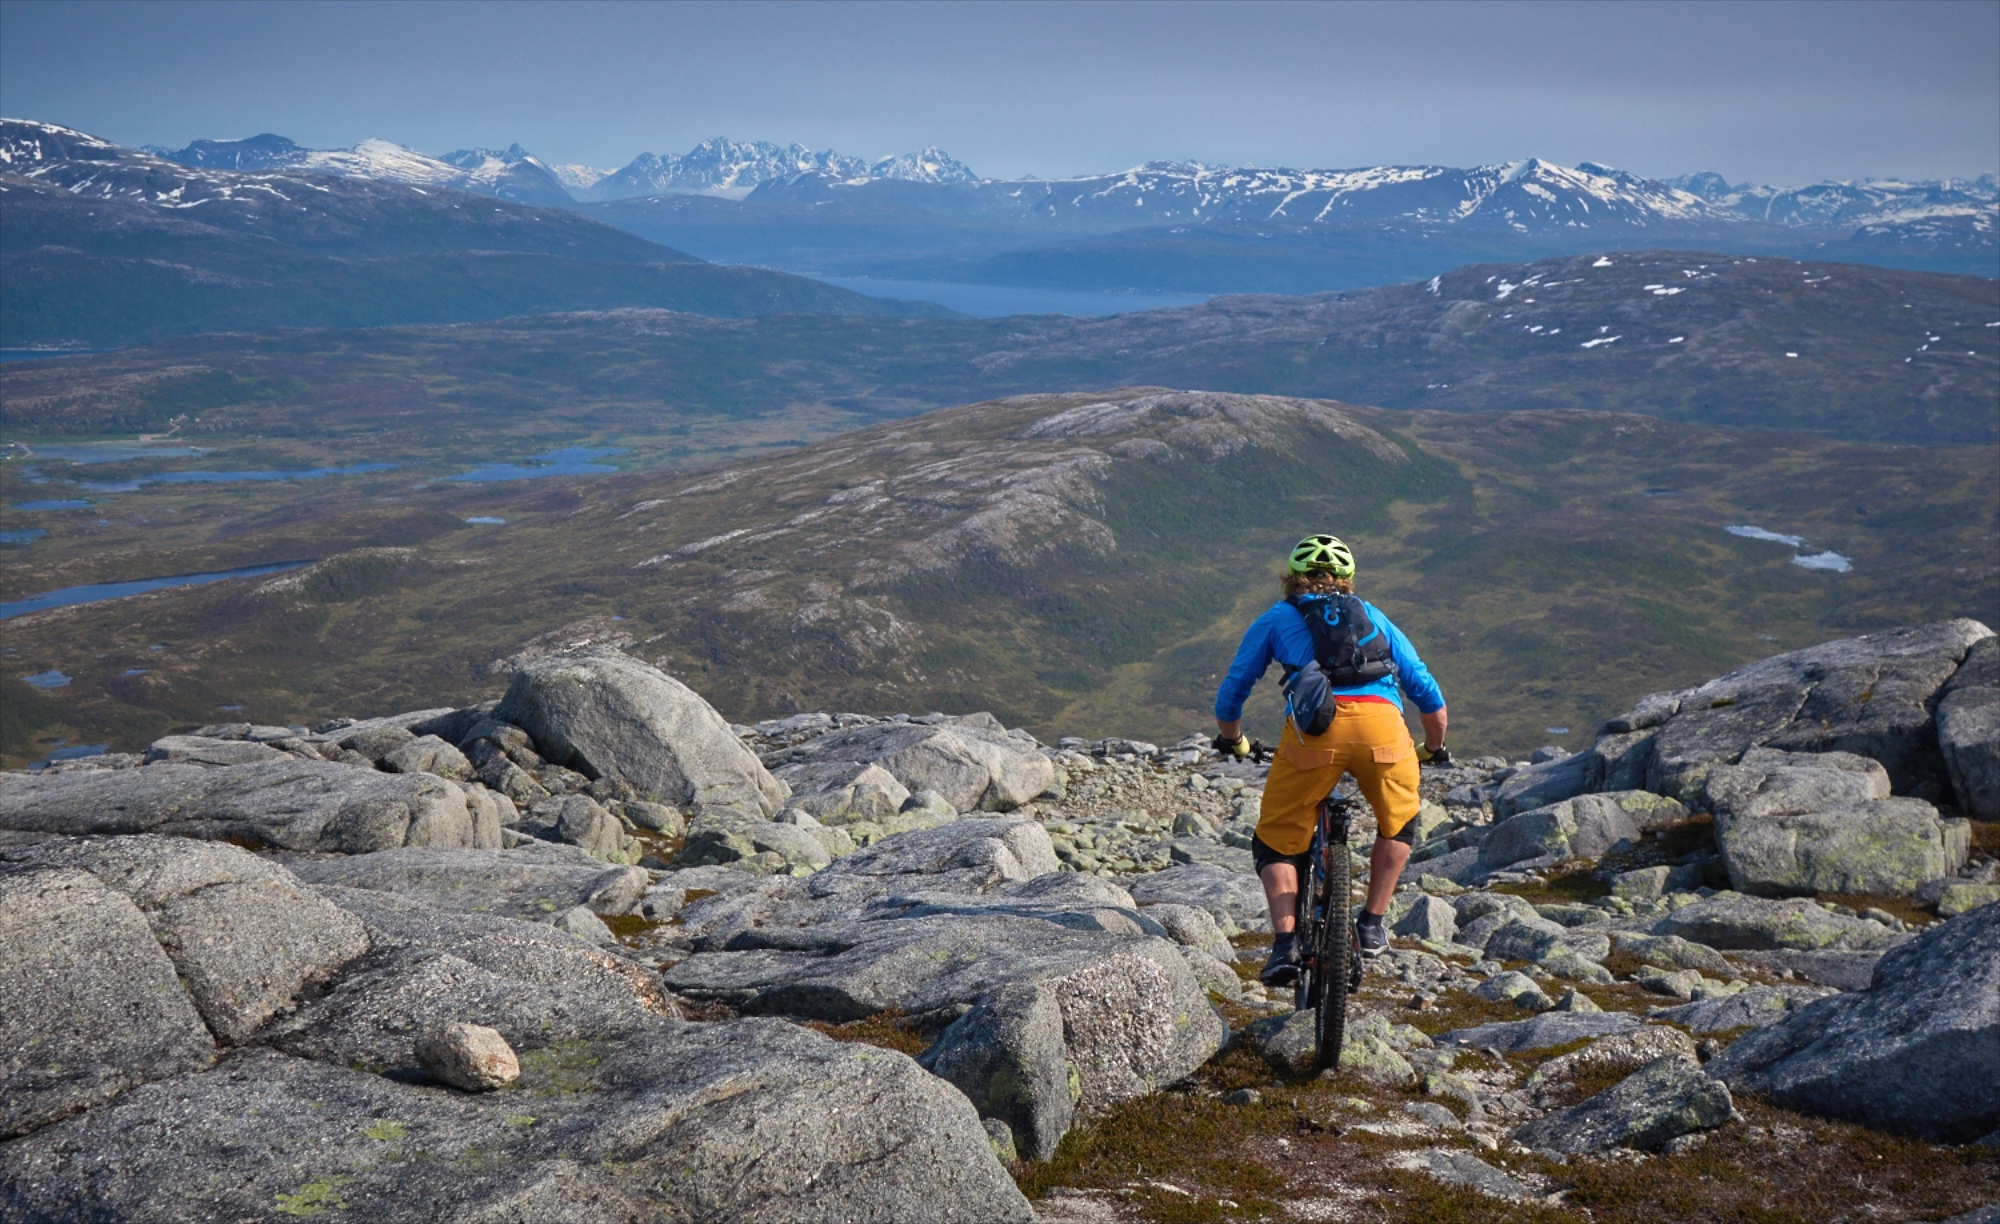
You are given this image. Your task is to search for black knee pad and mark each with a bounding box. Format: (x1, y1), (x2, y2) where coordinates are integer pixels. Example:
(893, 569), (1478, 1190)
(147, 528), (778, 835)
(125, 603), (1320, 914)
(1388, 819), (1419, 846)
(1251, 833), (1310, 878)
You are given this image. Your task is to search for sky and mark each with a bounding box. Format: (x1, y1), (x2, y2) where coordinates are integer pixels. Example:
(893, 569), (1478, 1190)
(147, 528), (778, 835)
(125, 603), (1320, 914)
(2, 0), (1995, 185)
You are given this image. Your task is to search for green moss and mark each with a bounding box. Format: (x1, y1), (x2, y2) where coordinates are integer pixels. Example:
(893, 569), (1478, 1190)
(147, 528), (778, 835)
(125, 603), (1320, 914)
(359, 1120), (406, 1142)
(515, 1040), (606, 1096)
(274, 1177), (350, 1216)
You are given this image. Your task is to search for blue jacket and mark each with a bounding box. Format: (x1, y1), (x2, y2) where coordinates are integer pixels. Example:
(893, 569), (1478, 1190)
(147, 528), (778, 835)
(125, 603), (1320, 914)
(1214, 598), (1444, 722)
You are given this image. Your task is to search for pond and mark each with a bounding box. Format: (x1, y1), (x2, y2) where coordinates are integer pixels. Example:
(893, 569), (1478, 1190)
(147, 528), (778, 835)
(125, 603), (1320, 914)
(11, 442), (207, 464)
(0, 530), (48, 545)
(1, 560), (314, 621)
(75, 462), (397, 493)
(1724, 524), (1852, 574)
(21, 670), (71, 688)
(30, 743), (107, 770)
(452, 447), (624, 483)
(14, 500), (94, 511)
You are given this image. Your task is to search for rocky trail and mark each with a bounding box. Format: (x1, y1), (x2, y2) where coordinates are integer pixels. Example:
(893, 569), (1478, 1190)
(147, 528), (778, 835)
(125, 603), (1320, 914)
(2, 622), (1997, 1222)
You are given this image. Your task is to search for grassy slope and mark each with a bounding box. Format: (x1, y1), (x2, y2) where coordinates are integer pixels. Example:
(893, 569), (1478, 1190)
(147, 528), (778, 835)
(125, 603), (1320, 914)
(5, 252), (1990, 445)
(3, 392), (1991, 767)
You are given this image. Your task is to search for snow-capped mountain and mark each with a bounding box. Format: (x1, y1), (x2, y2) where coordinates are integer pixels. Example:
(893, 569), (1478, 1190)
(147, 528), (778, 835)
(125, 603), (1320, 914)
(549, 162), (612, 192)
(1671, 171), (2000, 230)
(0, 118), (653, 258)
(579, 139), (983, 200)
(867, 146), (978, 185)
(939, 157), (1716, 231)
(586, 139), (866, 200)
(150, 133), (574, 207)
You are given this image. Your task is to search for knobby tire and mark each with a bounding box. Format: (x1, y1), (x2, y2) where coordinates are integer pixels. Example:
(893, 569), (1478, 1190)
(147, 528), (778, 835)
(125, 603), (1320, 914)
(1312, 829), (1351, 1072)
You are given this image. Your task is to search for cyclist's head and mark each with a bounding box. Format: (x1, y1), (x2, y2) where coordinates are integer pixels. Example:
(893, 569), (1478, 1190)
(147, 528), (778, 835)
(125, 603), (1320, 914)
(1287, 534), (1355, 578)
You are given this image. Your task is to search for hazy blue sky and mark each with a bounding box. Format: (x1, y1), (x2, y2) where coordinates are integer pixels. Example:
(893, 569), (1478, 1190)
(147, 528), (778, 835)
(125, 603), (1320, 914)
(3, 0), (1994, 184)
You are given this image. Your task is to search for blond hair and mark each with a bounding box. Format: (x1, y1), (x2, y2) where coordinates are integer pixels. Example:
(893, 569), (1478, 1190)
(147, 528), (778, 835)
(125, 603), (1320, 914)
(1282, 569), (1354, 598)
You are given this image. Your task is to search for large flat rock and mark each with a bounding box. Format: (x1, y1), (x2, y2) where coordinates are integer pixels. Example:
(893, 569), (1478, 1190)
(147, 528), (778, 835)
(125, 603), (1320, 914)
(287, 842), (649, 921)
(8, 837), (370, 1043)
(0, 1024), (1034, 1223)
(1650, 892), (1909, 952)
(0, 760), (495, 853)
(1125, 862), (1269, 933)
(1626, 619), (1993, 800)
(1708, 903), (2000, 1142)
(1707, 749), (1967, 895)
(761, 720), (1054, 813)
(0, 864), (215, 1137)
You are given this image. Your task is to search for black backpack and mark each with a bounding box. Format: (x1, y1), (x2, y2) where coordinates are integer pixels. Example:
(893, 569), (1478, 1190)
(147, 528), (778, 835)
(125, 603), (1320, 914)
(1279, 593), (1398, 735)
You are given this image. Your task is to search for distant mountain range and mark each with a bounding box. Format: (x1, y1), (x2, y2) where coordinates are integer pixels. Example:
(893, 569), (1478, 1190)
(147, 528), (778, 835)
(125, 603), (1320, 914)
(0, 120), (947, 347)
(118, 124), (1995, 285)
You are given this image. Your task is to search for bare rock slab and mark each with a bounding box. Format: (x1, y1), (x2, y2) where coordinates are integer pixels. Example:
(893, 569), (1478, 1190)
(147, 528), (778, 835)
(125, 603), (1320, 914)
(1389, 1148), (1533, 1200)
(1636, 619), (1993, 800)
(1514, 1053), (1733, 1154)
(0, 1023), (1034, 1223)
(1126, 862), (1268, 933)
(1708, 902), (2000, 1142)
(0, 760), (489, 853)
(286, 842), (648, 921)
(0, 863), (214, 1137)
(7, 836), (369, 1043)
(762, 719), (1054, 813)
(1709, 749), (1968, 895)
(1651, 891), (1907, 951)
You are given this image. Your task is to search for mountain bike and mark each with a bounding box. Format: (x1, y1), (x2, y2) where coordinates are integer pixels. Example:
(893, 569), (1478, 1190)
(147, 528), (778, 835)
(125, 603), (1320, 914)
(1293, 787), (1362, 1072)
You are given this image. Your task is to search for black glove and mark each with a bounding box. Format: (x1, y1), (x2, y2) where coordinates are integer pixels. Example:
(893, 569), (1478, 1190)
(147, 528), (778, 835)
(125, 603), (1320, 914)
(1212, 734), (1251, 760)
(1417, 744), (1452, 768)
(1248, 739), (1272, 764)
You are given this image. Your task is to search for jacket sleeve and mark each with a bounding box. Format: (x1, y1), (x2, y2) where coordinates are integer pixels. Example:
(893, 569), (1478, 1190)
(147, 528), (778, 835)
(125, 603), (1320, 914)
(1370, 604), (1445, 714)
(1213, 611), (1277, 722)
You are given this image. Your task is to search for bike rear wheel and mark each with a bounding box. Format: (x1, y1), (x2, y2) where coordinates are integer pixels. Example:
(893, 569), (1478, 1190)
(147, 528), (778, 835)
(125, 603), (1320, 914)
(1311, 834), (1352, 1072)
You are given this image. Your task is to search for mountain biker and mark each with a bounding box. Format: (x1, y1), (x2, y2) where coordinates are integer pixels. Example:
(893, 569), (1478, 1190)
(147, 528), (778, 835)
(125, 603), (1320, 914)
(1212, 534), (1448, 986)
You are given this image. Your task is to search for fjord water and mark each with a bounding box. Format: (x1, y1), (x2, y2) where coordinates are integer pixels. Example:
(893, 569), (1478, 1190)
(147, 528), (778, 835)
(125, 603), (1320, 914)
(1, 560), (312, 621)
(816, 277), (1210, 317)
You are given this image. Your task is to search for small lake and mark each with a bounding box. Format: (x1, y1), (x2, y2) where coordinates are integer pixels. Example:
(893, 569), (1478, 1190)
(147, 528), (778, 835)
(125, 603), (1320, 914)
(1724, 524), (1851, 574)
(0, 530), (48, 545)
(22, 670), (71, 688)
(11, 442), (207, 464)
(30, 743), (107, 770)
(1, 560), (313, 621)
(74, 462), (397, 492)
(464, 516), (507, 525)
(452, 447), (624, 483)
(14, 499), (93, 511)
(819, 276), (1211, 318)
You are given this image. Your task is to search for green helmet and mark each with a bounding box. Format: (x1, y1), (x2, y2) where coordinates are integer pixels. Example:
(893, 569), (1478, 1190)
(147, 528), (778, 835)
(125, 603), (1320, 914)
(1288, 534), (1355, 577)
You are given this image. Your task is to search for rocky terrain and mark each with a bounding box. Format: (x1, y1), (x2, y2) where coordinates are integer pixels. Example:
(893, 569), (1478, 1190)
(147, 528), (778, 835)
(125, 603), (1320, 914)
(7, 388), (1995, 771)
(3, 619), (1996, 1222)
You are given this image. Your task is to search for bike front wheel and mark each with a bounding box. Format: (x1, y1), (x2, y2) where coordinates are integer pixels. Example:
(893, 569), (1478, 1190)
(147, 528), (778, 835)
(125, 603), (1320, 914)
(1311, 837), (1351, 1072)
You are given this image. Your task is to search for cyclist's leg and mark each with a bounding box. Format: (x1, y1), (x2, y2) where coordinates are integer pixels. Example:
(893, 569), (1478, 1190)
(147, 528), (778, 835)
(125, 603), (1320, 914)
(1251, 835), (1309, 935)
(1335, 704), (1423, 914)
(1252, 720), (1340, 933)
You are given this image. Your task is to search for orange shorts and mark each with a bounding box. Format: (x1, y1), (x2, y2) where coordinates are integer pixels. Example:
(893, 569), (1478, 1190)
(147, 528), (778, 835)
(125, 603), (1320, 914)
(1254, 699), (1421, 856)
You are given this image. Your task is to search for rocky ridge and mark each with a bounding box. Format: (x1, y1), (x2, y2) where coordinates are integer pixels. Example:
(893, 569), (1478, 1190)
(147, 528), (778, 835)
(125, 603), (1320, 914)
(3, 621), (1997, 1220)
